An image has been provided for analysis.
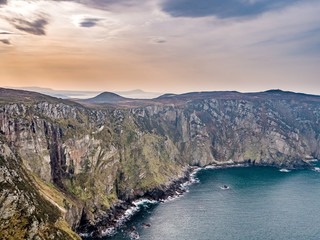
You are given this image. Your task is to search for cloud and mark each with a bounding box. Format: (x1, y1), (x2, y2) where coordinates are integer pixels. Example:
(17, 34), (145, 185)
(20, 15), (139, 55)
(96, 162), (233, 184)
(0, 30), (13, 34)
(152, 38), (167, 44)
(82, 0), (134, 9)
(80, 18), (101, 28)
(0, 39), (10, 44)
(56, 0), (135, 11)
(11, 18), (48, 35)
(0, 0), (319, 95)
(155, 39), (166, 43)
(161, 0), (303, 19)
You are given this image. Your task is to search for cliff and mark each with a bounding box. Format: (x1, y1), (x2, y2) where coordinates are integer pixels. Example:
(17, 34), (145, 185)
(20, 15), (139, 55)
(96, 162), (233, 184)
(0, 88), (319, 238)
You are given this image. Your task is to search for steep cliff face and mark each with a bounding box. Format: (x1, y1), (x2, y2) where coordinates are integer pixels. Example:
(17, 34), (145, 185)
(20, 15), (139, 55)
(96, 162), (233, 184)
(132, 97), (319, 168)
(0, 142), (81, 240)
(0, 88), (319, 238)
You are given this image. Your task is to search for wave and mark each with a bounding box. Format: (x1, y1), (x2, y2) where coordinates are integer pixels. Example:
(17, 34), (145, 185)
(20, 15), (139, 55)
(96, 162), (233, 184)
(279, 169), (291, 172)
(101, 227), (116, 237)
(205, 163), (249, 170)
(162, 194), (182, 202)
(99, 199), (158, 237)
(79, 233), (90, 238)
(219, 185), (230, 190)
(307, 159), (318, 163)
(163, 167), (201, 203)
(118, 199), (157, 225)
(313, 167), (320, 172)
(129, 231), (140, 239)
(133, 199), (158, 206)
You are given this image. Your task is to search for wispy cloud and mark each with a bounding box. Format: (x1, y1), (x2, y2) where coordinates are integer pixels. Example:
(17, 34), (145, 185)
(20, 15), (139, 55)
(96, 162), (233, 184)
(11, 18), (48, 35)
(152, 37), (167, 44)
(0, 0), (319, 94)
(0, 30), (13, 34)
(80, 18), (101, 28)
(56, 0), (135, 11)
(161, 0), (303, 19)
(0, 39), (10, 44)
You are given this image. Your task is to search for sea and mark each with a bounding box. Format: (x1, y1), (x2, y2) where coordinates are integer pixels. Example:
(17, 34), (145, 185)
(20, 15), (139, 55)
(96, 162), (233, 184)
(89, 161), (320, 240)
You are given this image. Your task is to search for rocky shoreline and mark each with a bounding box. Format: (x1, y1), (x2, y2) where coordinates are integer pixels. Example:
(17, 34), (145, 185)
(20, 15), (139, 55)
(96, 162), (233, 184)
(77, 160), (314, 238)
(78, 163), (245, 238)
(78, 166), (197, 238)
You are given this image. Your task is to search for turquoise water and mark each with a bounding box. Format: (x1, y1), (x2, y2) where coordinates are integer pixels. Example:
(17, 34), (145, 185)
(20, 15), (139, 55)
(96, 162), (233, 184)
(99, 164), (320, 240)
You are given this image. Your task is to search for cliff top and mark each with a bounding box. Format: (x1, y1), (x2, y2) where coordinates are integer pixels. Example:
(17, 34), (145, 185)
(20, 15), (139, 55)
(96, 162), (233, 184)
(1, 88), (320, 108)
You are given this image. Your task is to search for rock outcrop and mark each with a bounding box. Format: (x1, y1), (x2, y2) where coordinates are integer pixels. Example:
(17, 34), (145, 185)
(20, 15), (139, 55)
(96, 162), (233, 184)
(0, 88), (319, 238)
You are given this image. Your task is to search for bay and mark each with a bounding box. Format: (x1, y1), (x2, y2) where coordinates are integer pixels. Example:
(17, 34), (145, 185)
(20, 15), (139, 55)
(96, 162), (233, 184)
(96, 164), (320, 240)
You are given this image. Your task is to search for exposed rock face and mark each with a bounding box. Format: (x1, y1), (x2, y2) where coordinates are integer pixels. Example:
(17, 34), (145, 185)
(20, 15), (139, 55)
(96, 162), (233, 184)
(0, 88), (319, 238)
(0, 142), (80, 240)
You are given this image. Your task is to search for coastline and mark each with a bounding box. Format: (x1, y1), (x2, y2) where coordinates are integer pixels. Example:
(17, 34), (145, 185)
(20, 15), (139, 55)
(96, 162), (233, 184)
(79, 160), (317, 238)
(79, 162), (249, 238)
(79, 166), (198, 238)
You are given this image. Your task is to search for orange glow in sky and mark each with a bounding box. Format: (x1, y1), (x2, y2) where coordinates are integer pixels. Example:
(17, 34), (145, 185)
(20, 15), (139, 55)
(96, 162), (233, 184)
(1, 0), (320, 94)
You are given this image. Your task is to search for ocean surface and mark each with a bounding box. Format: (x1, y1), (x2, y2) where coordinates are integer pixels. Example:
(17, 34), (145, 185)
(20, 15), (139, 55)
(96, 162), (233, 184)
(92, 163), (320, 240)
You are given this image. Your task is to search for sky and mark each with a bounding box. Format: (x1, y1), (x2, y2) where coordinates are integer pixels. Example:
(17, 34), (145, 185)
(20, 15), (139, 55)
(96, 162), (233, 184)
(0, 0), (320, 94)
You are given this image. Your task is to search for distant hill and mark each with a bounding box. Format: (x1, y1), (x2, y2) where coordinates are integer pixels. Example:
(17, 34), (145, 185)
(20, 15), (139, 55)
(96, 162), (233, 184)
(77, 89), (320, 108)
(6, 86), (162, 99)
(0, 88), (63, 104)
(154, 89), (320, 103)
(156, 93), (178, 99)
(84, 92), (128, 104)
(115, 89), (162, 99)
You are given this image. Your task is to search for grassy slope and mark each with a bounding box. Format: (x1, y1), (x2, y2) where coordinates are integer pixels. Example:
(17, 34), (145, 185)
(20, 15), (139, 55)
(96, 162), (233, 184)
(0, 153), (81, 240)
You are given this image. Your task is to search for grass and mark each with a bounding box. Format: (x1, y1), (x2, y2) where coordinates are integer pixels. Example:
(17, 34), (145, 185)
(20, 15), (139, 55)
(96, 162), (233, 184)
(55, 220), (82, 240)
(0, 154), (81, 240)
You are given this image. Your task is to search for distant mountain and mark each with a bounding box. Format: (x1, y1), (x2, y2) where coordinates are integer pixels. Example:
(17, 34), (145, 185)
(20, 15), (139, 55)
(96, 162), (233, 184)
(6, 86), (162, 99)
(84, 92), (128, 104)
(0, 87), (64, 104)
(115, 89), (162, 99)
(156, 93), (177, 99)
(5, 87), (102, 99)
(76, 89), (320, 109)
(155, 89), (320, 103)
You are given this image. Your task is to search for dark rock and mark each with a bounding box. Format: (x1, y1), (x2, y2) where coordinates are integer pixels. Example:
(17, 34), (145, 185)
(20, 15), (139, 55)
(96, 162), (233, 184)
(142, 222), (151, 228)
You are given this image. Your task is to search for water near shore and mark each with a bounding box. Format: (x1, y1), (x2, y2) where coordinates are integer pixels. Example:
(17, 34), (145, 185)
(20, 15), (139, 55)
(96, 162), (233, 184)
(89, 163), (320, 240)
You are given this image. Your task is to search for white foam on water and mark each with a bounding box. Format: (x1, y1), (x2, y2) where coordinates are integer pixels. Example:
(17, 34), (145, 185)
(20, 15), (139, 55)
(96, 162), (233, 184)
(99, 199), (158, 237)
(79, 233), (90, 238)
(132, 199), (157, 206)
(204, 165), (218, 169)
(308, 159), (318, 162)
(279, 169), (291, 172)
(162, 194), (183, 203)
(205, 163), (248, 170)
(129, 231), (140, 239)
(116, 206), (139, 227)
(180, 168), (200, 190)
(161, 168), (202, 203)
(116, 199), (158, 227)
(313, 167), (320, 172)
(101, 227), (116, 237)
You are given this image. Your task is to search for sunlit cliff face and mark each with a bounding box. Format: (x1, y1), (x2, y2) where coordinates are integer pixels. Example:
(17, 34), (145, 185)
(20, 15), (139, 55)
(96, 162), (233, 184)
(1, 0), (320, 94)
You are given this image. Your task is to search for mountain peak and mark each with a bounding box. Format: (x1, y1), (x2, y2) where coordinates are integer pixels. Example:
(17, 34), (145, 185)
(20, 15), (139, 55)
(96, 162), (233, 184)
(85, 91), (127, 104)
